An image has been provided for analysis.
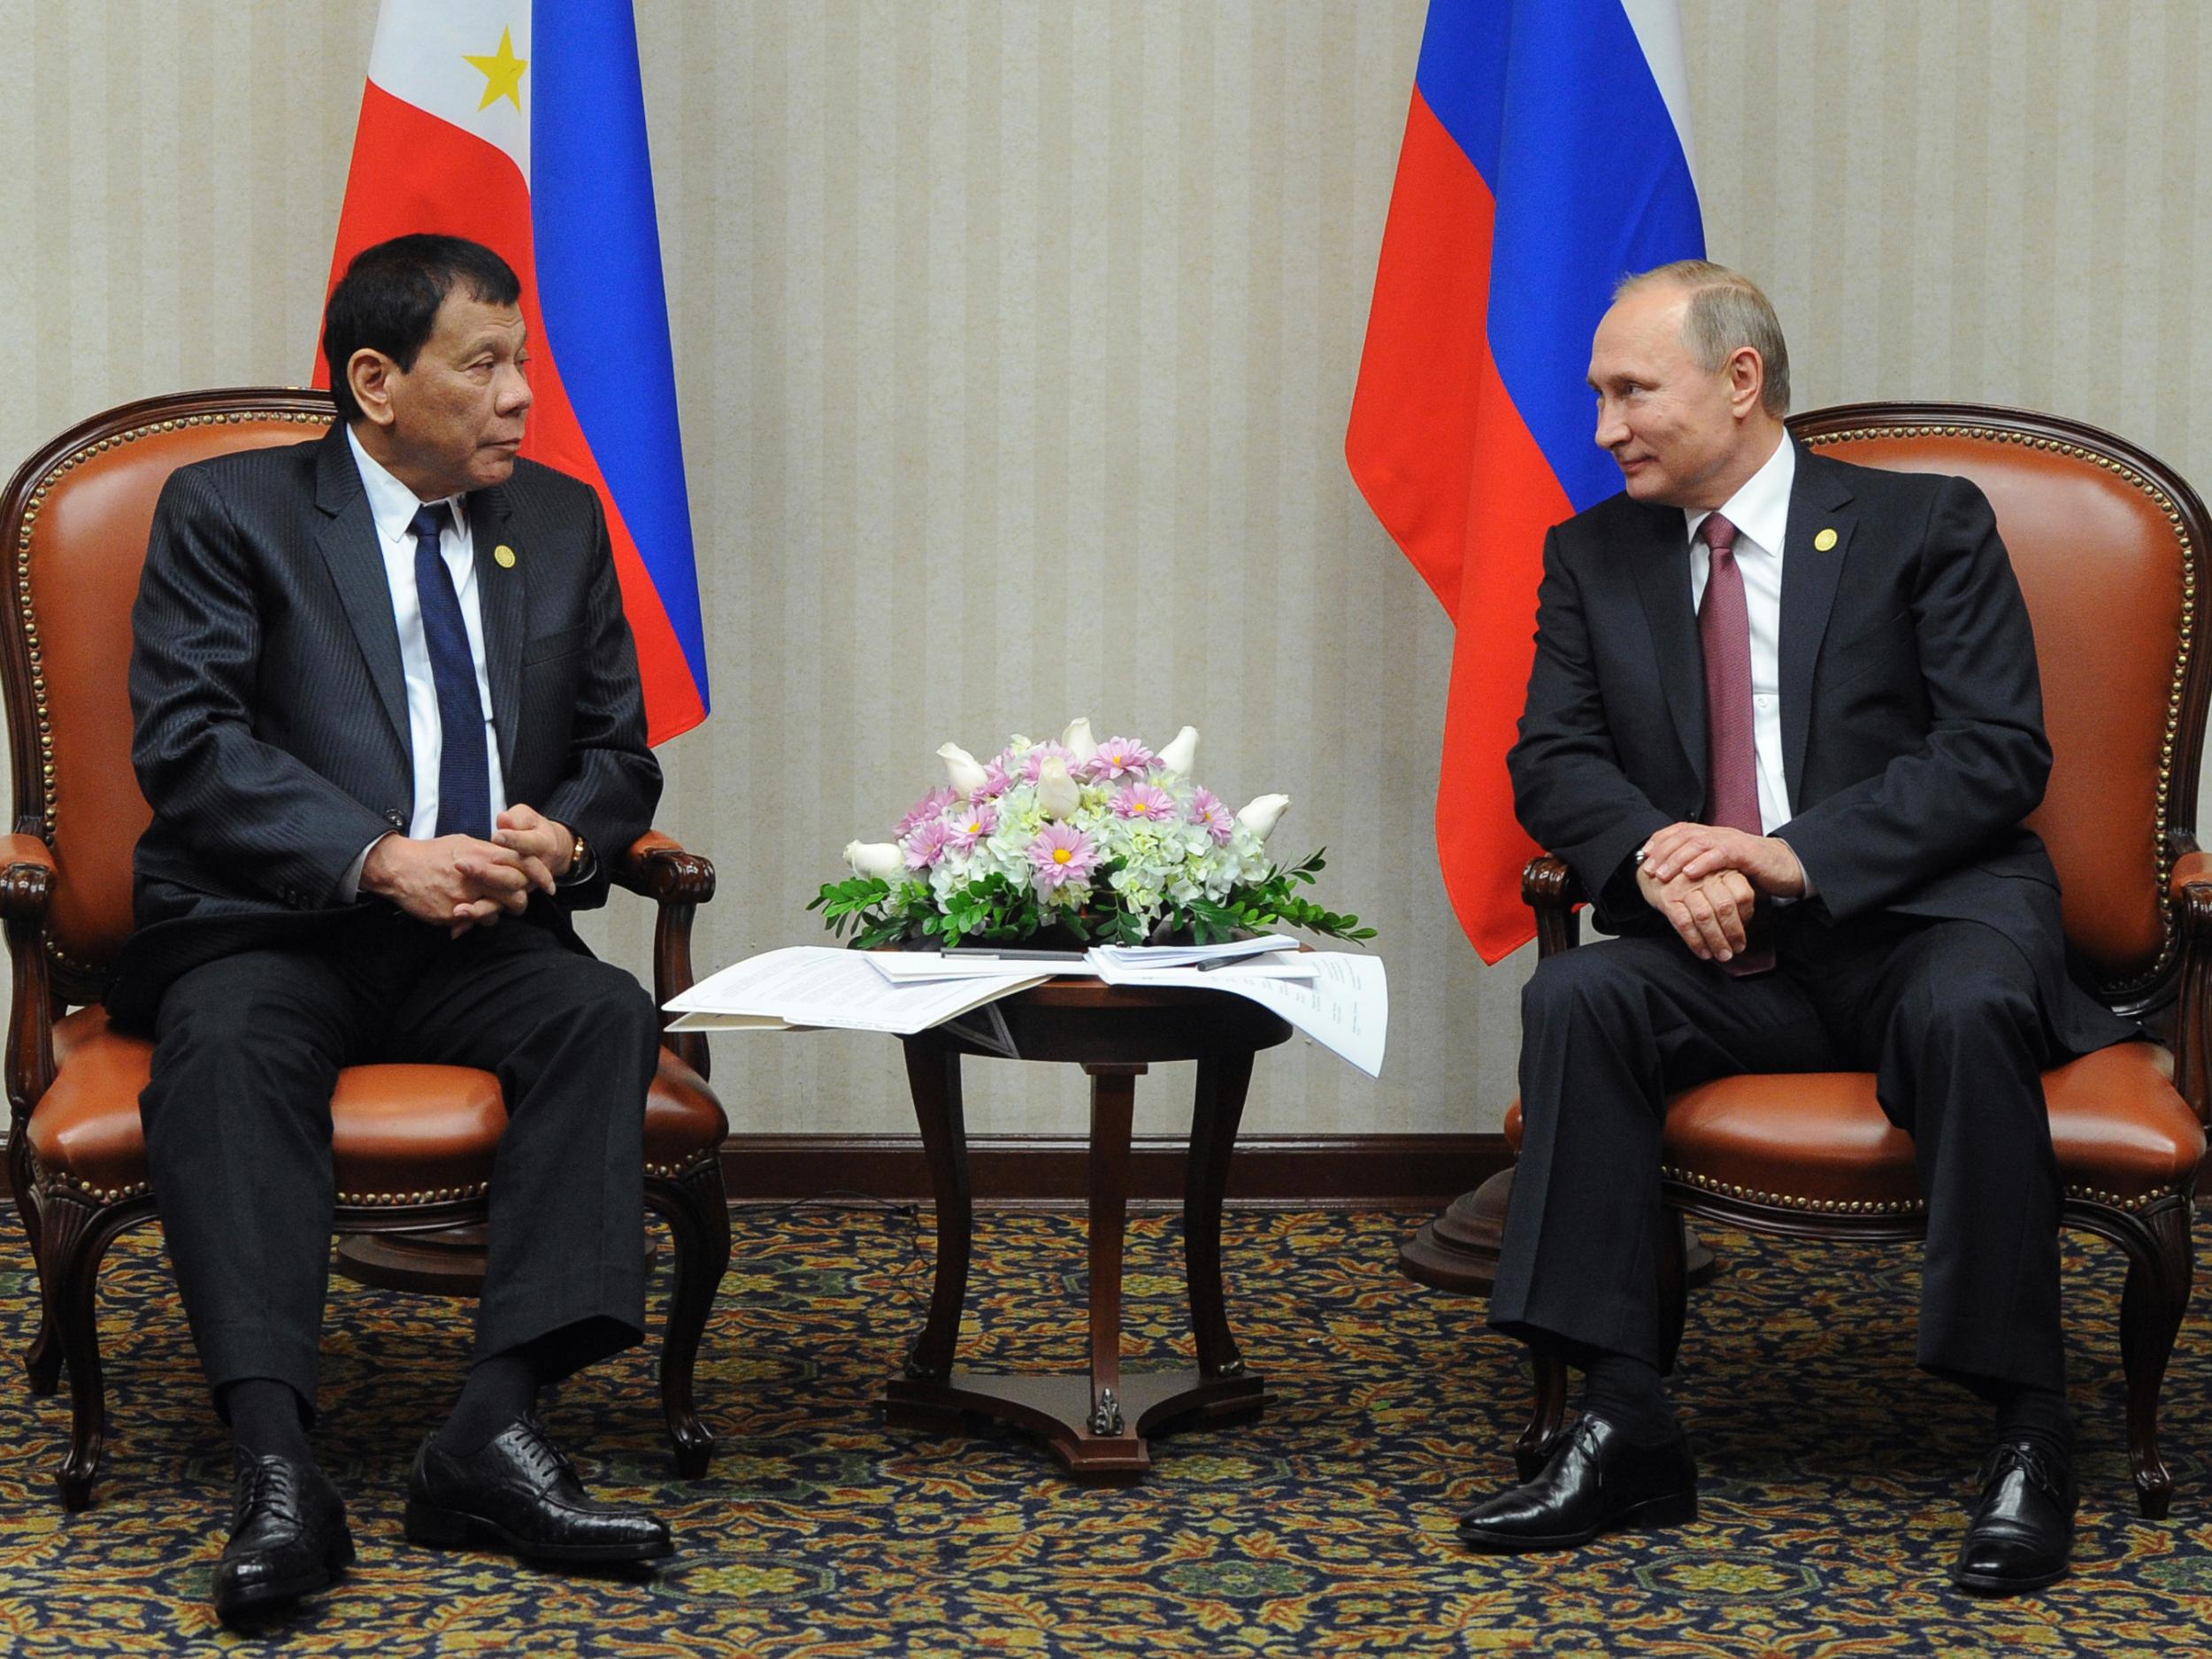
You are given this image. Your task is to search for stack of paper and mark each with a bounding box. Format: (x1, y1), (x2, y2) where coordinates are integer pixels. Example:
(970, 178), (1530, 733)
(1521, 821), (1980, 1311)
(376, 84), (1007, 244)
(664, 947), (1051, 1035)
(666, 941), (1387, 1079)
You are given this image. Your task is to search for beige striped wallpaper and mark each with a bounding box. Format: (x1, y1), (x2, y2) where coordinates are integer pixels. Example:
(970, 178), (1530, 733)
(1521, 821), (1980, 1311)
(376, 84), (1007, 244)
(0, 0), (2202, 1140)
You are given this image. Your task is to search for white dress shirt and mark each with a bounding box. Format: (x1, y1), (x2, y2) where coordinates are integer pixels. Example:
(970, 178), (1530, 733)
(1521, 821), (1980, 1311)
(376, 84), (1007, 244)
(339, 427), (507, 897)
(1685, 434), (1795, 837)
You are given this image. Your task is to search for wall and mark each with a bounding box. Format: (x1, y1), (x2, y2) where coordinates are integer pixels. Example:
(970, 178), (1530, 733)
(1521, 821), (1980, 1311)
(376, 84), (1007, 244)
(0, 0), (2201, 1144)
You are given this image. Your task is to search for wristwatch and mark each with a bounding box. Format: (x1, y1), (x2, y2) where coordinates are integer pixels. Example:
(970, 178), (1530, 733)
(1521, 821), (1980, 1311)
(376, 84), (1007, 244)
(566, 830), (590, 880)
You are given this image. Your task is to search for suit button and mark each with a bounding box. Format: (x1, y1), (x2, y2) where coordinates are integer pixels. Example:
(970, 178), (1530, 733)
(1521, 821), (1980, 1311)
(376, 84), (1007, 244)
(385, 810), (406, 828)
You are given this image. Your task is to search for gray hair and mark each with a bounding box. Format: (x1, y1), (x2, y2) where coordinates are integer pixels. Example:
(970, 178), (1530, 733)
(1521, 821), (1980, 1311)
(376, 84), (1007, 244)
(1615, 259), (1791, 416)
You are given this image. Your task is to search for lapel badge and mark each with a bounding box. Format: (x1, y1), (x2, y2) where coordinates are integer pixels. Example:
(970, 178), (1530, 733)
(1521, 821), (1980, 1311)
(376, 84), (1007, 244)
(493, 543), (518, 569)
(1813, 527), (1838, 552)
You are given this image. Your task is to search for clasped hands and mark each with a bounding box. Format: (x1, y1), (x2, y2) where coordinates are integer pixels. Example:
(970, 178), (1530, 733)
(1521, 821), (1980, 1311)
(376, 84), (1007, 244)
(361, 803), (575, 937)
(1635, 824), (1807, 964)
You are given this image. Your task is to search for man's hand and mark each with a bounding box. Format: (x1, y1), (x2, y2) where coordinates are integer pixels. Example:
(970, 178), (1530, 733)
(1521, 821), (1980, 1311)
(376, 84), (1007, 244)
(360, 833), (538, 936)
(1638, 862), (1758, 962)
(1640, 822), (1808, 897)
(492, 803), (574, 893)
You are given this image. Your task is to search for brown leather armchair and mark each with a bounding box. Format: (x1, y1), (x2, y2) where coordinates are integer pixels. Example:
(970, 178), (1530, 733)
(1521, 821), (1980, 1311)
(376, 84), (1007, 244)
(0, 388), (733, 1509)
(1501, 403), (2208, 1519)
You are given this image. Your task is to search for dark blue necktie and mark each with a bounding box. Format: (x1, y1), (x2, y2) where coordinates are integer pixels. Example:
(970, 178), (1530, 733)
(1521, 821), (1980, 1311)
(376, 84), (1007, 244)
(410, 503), (491, 841)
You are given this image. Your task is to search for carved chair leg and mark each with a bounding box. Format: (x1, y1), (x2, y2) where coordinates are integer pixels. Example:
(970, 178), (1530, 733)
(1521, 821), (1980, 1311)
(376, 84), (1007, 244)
(1514, 1346), (1571, 1482)
(646, 1158), (730, 1479)
(2105, 1196), (2193, 1519)
(10, 1138), (58, 1394)
(39, 1191), (139, 1511)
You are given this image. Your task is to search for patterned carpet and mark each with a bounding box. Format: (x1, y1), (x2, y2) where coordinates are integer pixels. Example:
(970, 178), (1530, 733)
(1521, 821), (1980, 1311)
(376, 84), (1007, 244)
(0, 1204), (2208, 1655)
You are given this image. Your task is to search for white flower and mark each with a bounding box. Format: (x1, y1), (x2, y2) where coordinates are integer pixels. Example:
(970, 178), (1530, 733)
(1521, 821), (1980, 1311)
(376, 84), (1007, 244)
(1060, 717), (1098, 765)
(1156, 725), (1199, 776)
(1235, 793), (1291, 842)
(844, 841), (904, 880)
(1036, 757), (1081, 821)
(936, 741), (989, 797)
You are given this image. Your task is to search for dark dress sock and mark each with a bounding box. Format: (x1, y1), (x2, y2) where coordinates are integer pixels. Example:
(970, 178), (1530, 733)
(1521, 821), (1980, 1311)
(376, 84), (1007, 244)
(434, 1350), (540, 1455)
(1973, 1377), (2074, 1464)
(221, 1377), (312, 1464)
(1579, 1352), (1681, 1446)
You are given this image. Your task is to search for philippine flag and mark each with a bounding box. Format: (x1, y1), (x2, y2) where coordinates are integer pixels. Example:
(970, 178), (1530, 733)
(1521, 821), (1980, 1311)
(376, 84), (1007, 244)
(1347, 1), (1701, 962)
(316, 0), (709, 745)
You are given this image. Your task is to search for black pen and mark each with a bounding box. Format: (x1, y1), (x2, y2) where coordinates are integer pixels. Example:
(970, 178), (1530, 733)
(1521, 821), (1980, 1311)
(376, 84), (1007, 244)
(1198, 952), (1275, 972)
(941, 948), (1088, 961)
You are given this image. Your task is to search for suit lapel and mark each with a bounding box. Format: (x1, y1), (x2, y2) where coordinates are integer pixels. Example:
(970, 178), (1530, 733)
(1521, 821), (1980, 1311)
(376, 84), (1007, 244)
(1629, 502), (1707, 794)
(1778, 447), (1857, 803)
(466, 481), (526, 783)
(311, 429), (411, 756)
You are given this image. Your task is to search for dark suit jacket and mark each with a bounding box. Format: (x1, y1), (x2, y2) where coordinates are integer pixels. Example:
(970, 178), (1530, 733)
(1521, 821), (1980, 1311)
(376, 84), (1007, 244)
(107, 425), (662, 1027)
(1508, 441), (2131, 1057)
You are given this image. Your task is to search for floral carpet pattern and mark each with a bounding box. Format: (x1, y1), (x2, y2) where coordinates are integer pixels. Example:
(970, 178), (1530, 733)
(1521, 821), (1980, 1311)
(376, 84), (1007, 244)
(0, 1206), (2208, 1655)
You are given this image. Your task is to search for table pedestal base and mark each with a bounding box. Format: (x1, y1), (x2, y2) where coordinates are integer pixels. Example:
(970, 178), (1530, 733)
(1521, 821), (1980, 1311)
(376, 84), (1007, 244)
(886, 1369), (1270, 1483)
(886, 985), (1293, 1486)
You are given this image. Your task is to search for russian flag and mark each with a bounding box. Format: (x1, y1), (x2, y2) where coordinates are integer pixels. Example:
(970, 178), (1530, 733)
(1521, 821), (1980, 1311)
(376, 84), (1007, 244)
(1347, 1), (1701, 962)
(316, 0), (709, 745)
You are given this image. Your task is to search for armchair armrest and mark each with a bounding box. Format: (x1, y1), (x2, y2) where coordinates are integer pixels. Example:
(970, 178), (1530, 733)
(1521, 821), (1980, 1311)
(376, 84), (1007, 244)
(2168, 848), (2212, 1122)
(1521, 855), (1586, 958)
(1, 833), (57, 1125)
(616, 831), (718, 1083)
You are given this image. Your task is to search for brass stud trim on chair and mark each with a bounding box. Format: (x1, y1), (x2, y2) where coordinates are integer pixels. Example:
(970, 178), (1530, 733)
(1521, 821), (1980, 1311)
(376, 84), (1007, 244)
(12, 403), (336, 981)
(1662, 1165), (1928, 1216)
(334, 1181), (490, 1207)
(1806, 423), (2197, 1000)
(1664, 1162), (2184, 1217)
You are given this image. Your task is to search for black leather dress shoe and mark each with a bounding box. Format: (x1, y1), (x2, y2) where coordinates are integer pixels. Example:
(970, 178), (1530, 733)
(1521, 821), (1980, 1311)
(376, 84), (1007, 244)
(1456, 1414), (1697, 1552)
(405, 1413), (673, 1564)
(1952, 1440), (2077, 1594)
(212, 1451), (354, 1624)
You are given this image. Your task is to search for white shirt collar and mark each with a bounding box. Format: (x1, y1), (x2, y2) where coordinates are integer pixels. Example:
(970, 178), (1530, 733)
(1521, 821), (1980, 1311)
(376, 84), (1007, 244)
(1686, 431), (1795, 557)
(346, 425), (466, 544)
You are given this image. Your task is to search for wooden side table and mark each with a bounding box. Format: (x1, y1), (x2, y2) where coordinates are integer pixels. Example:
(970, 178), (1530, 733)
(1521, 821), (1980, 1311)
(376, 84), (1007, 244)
(882, 979), (1293, 1483)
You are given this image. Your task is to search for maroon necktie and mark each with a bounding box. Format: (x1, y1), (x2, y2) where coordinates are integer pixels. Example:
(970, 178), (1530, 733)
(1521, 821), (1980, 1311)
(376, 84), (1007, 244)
(1697, 512), (1773, 974)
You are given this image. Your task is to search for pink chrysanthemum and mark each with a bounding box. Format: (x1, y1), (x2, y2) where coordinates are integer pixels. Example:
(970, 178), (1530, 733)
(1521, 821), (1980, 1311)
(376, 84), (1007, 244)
(895, 786), (956, 837)
(1027, 823), (1102, 890)
(1112, 782), (1178, 823)
(904, 818), (953, 869)
(979, 757), (1014, 799)
(945, 801), (999, 854)
(1018, 741), (1076, 784)
(1190, 787), (1234, 845)
(1085, 737), (1157, 781)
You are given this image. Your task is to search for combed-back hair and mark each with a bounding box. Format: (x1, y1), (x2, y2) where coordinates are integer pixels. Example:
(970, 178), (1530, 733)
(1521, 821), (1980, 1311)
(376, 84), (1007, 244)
(1616, 259), (1791, 416)
(321, 234), (522, 424)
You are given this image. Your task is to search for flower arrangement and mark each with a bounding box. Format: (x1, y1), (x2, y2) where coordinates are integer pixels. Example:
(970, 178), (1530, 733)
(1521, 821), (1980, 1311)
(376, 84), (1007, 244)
(811, 719), (1376, 949)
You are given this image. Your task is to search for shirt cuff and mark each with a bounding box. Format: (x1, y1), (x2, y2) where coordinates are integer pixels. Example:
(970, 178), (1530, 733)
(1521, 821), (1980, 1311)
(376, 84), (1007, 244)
(337, 833), (391, 904)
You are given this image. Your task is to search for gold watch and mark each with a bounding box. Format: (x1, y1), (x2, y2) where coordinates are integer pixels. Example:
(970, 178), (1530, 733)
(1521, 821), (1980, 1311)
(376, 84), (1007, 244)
(567, 831), (589, 879)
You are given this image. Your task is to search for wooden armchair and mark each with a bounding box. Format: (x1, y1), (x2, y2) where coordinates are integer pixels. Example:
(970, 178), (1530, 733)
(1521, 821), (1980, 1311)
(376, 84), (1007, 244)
(0, 388), (733, 1509)
(1502, 404), (2210, 1518)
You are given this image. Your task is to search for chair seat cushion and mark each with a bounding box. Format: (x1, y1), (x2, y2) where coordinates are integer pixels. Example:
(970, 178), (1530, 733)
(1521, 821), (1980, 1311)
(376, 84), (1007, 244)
(1502, 1041), (2203, 1216)
(28, 1006), (726, 1207)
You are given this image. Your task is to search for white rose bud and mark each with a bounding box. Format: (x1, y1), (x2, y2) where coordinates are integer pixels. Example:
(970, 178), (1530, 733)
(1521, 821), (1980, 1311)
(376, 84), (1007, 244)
(844, 841), (905, 880)
(1036, 757), (1082, 821)
(1156, 725), (1199, 776)
(936, 741), (990, 798)
(1235, 793), (1291, 842)
(1060, 718), (1098, 765)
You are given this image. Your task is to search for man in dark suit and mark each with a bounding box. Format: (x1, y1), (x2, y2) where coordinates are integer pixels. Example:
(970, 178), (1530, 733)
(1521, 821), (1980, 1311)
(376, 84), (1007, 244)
(118, 234), (676, 1623)
(1455, 262), (2131, 1593)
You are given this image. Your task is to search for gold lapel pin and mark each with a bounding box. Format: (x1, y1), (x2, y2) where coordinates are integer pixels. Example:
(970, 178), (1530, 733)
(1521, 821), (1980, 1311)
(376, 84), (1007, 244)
(1814, 527), (1838, 552)
(493, 544), (518, 569)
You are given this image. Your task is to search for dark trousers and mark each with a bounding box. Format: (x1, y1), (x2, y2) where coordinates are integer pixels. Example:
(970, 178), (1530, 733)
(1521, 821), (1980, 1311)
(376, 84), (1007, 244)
(136, 908), (663, 1412)
(1490, 909), (2068, 1394)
